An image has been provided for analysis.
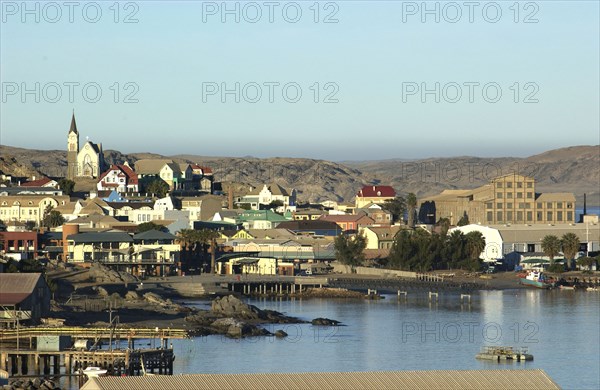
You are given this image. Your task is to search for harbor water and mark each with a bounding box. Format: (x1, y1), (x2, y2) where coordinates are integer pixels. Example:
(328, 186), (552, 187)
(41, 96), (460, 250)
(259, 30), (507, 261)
(170, 289), (599, 390)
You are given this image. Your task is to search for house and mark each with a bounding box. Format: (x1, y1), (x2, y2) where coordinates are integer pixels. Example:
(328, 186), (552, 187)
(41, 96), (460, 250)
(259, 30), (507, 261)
(447, 223), (600, 266)
(235, 210), (291, 230)
(0, 231), (40, 260)
(190, 164), (214, 192)
(131, 230), (181, 276)
(65, 228), (179, 276)
(276, 220), (342, 237)
(293, 209), (325, 221)
(97, 163), (139, 193)
(319, 214), (375, 231)
(239, 184), (296, 211)
(360, 225), (404, 250)
(178, 195), (223, 221)
(0, 273), (51, 327)
(216, 256), (278, 276)
(21, 177), (59, 188)
(420, 174), (576, 225)
(135, 159), (189, 191)
(356, 203), (393, 225)
(0, 195), (71, 227)
(355, 185), (396, 209)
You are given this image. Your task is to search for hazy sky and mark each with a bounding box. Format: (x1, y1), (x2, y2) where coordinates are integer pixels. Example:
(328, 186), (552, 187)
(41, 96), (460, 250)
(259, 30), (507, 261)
(1, 1), (599, 160)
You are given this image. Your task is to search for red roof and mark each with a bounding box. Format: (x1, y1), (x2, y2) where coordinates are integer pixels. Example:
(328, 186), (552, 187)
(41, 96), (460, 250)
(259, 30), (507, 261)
(319, 214), (374, 223)
(22, 177), (54, 187)
(357, 186), (396, 198)
(99, 164), (138, 185)
(190, 165), (213, 174)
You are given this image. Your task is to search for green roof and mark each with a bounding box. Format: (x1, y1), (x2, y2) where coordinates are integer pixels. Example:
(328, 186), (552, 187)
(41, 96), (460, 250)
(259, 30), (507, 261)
(237, 210), (290, 222)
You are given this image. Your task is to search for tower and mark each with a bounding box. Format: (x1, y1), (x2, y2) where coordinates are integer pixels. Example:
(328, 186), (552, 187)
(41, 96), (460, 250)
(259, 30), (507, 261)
(67, 112), (79, 180)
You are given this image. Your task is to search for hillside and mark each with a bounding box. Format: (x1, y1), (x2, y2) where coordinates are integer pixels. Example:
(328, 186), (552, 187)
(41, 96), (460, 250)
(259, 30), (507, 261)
(0, 144), (598, 205)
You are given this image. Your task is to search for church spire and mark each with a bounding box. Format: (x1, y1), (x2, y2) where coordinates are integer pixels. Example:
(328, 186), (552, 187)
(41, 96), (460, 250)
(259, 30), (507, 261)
(69, 111), (78, 134)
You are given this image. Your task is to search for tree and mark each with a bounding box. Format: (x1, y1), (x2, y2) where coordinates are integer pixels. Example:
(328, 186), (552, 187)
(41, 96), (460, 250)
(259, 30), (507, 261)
(561, 233), (580, 270)
(137, 222), (167, 233)
(577, 256), (596, 271)
(147, 179), (169, 198)
(457, 212), (469, 226)
(268, 200), (284, 209)
(381, 196), (406, 223)
(58, 178), (75, 195)
(42, 205), (65, 229)
(465, 231), (486, 260)
(334, 233), (367, 267)
(177, 228), (220, 273)
(541, 235), (561, 265)
(406, 193), (417, 228)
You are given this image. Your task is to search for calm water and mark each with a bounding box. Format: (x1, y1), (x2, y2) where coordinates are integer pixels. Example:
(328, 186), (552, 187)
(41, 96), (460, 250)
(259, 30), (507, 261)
(169, 290), (600, 390)
(58, 289), (599, 389)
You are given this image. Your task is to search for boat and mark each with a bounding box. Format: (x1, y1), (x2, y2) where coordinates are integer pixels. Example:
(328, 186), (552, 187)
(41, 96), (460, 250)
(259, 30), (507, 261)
(586, 286), (599, 292)
(476, 346), (533, 362)
(82, 367), (108, 378)
(519, 271), (552, 289)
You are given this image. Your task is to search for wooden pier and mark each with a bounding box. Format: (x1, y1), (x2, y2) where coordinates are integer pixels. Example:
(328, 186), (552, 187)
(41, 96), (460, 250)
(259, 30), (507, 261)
(0, 348), (174, 376)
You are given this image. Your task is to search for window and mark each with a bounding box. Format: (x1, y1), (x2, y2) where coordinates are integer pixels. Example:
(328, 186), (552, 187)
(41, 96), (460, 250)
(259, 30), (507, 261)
(496, 182), (503, 188)
(496, 203), (503, 209)
(497, 192), (503, 199)
(506, 182), (513, 188)
(547, 211), (553, 221)
(525, 203), (531, 209)
(557, 202), (562, 208)
(547, 202), (553, 208)
(537, 202), (543, 209)
(487, 212), (493, 221)
(518, 202), (525, 209)
(516, 192), (523, 198)
(517, 182), (523, 188)
(486, 202), (493, 209)
(497, 211), (503, 222)
(527, 192), (533, 199)
(507, 192), (513, 198)
(537, 212), (543, 221)
(507, 211), (513, 220)
(527, 182), (533, 188)
(517, 211), (523, 221)
(567, 211), (573, 221)
(506, 203), (513, 209)
(527, 211), (533, 221)
(557, 211), (563, 221)
(567, 202), (573, 209)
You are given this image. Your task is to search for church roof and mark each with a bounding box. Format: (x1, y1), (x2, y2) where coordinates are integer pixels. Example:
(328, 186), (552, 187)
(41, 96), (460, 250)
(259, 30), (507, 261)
(69, 113), (78, 134)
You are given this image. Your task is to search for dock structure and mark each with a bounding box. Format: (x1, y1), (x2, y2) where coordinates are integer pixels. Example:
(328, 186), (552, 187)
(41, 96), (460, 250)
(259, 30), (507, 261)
(475, 346), (533, 362)
(230, 276), (329, 296)
(0, 348), (174, 377)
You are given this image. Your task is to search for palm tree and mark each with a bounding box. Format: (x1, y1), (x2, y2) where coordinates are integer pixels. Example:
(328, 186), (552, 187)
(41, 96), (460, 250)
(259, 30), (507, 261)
(465, 231), (486, 260)
(406, 193), (417, 228)
(541, 235), (561, 265)
(561, 233), (580, 270)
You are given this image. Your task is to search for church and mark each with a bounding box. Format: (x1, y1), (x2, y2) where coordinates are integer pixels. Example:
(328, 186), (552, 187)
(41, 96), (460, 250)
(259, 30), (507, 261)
(66, 113), (107, 180)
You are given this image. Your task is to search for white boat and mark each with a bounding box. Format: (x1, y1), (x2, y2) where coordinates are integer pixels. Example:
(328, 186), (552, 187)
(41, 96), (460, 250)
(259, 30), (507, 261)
(586, 286), (599, 292)
(83, 367), (108, 377)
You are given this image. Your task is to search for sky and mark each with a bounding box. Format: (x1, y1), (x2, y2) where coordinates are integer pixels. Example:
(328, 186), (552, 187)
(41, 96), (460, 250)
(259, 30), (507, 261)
(1, 0), (599, 160)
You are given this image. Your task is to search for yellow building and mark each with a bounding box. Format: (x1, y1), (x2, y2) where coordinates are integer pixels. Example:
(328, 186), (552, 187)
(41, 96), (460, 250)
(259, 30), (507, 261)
(421, 174), (576, 225)
(0, 195), (71, 227)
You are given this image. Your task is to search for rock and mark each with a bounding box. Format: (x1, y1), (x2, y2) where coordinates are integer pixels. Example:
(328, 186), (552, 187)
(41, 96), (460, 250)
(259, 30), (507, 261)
(93, 286), (109, 297)
(311, 317), (341, 326)
(211, 318), (271, 338)
(32, 378), (41, 388)
(211, 295), (262, 320)
(124, 290), (140, 301)
(143, 292), (168, 305)
(274, 330), (288, 338)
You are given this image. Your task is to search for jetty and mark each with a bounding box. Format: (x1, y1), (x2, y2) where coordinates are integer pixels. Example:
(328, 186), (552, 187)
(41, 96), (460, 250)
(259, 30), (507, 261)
(0, 326), (186, 378)
(475, 346), (533, 362)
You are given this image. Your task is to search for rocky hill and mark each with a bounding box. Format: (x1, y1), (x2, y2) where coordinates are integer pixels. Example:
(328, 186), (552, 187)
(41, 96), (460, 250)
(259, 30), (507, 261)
(0, 144), (598, 205)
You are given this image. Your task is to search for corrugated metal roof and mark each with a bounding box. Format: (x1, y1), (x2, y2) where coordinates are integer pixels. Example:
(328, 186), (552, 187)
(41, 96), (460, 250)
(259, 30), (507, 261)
(0, 273), (42, 305)
(80, 370), (560, 390)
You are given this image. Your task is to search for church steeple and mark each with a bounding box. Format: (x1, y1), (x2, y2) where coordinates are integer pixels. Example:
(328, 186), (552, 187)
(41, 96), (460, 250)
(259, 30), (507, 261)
(69, 111), (78, 134)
